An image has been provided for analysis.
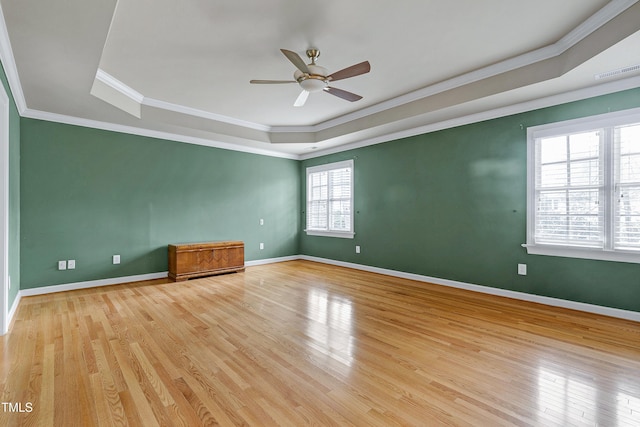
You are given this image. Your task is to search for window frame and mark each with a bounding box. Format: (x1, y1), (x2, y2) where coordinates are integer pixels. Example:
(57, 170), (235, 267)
(526, 107), (640, 264)
(305, 159), (355, 239)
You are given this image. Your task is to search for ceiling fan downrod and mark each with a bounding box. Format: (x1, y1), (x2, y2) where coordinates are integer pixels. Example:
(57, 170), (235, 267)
(306, 49), (320, 65)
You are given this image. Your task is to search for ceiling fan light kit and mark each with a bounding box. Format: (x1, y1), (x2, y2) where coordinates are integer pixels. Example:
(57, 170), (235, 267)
(295, 70), (328, 92)
(250, 48), (370, 107)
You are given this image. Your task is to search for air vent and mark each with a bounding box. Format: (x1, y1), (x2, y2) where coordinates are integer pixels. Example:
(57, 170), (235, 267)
(594, 64), (640, 80)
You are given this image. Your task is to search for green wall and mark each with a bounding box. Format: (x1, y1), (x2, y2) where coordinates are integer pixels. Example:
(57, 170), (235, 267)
(300, 87), (640, 313)
(20, 119), (300, 289)
(11, 73), (640, 313)
(0, 61), (20, 310)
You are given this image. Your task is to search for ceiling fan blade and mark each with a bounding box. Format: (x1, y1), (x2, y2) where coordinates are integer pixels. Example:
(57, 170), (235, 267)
(294, 90), (309, 107)
(250, 79), (297, 84)
(324, 87), (363, 102)
(327, 61), (370, 82)
(280, 49), (310, 74)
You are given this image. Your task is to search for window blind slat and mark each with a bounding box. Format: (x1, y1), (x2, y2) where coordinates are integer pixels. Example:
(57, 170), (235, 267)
(528, 110), (640, 263)
(535, 131), (604, 247)
(306, 161), (353, 235)
(614, 124), (640, 249)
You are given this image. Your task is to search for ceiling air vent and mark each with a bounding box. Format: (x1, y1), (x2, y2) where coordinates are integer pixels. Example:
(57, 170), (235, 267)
(594, 64), (640, 80)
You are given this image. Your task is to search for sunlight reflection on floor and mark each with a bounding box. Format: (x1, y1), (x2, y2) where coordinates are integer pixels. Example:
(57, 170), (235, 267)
(537, 361), (640, 426)
(306, 288), (355, 369)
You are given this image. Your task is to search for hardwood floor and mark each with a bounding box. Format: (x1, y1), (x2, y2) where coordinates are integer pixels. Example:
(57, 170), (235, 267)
(1, 260), (639, 426)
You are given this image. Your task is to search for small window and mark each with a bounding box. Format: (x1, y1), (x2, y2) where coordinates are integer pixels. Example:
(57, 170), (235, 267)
(306, 160), (354, 238)
(526, 108), (640, 263)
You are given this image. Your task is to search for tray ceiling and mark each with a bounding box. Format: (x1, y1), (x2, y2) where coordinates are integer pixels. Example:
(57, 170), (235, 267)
(1, 0), (640, 158)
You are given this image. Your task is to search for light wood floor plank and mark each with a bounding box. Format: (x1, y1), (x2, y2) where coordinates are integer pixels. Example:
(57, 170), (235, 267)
(1, 260), (639, 426)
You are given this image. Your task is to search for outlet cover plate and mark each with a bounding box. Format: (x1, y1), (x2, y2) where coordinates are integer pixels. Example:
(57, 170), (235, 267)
(518, 264), (527, 275)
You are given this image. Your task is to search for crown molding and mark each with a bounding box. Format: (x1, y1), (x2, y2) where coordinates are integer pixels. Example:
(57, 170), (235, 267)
(0, 0), (638, 161)
(300, 75), (640, 160)
(21, 73), (640, 163)
(21, 108), (298, 160)
(95, 69), (144, 103)
(90, 0), (640, 138)
(142, 96), (271, 132)
(559, 0), (639, 48)
(0, 2), (26, 114)
(94, 69), (273, 132)
(278, 0), (640, 135)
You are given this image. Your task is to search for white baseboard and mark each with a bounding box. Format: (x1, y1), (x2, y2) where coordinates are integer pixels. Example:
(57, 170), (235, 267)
(18, 255), (298, 299)
(7, 290), (21, 330)
(9, 255), (639, 326)
(19, 271), (169, 297)
(16, 254), (299, 299)
(245, 255), (300, 267)
(300, 255), (640, 323)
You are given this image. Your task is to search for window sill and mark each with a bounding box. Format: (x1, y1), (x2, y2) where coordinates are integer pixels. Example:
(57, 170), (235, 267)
(524, 244), (640, 264)
(305, 230), (355, 239)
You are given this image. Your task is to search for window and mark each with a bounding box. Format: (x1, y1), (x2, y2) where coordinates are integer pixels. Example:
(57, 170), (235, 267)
(306, 159), (354, 238)
(526, 108), (640, 263)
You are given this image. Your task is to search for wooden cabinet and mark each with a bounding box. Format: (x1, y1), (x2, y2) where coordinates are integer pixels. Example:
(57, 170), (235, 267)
(168, 241), (244, 281)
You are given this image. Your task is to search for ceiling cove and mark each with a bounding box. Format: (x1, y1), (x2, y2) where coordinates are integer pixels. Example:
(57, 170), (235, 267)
(0, 0), (639, 159)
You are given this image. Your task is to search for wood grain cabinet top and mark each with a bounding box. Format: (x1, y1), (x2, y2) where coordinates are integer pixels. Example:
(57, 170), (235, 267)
(168, 241), (245, 281)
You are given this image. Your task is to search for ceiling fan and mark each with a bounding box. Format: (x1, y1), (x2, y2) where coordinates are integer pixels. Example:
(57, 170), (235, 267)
(250, 49), (371, 107)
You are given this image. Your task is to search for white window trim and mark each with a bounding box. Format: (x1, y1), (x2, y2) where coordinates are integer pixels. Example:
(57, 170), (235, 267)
(526, 107), (640, 264)
(305, 159), (355, 239)
(305, 229), (355, 238)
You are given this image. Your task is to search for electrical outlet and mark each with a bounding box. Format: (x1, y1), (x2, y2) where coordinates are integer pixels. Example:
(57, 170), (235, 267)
(355, 245), (361, 254)
(518, 264), (527, 276)
(260, 218), (264, 226)
(68, 259), (76, 269)
(58, 260), (67, 271)
(259, 243), (264, 250)
(113, 255), (121, 265)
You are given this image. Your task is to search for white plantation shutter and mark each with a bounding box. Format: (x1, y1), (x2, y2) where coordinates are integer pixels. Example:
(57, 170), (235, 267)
(307, 171), (328, 230)
(527, 109), (640, 263)
(534, 130), (604, 247)
(614, 123), (640, 250)
(306, 160), (354, 238)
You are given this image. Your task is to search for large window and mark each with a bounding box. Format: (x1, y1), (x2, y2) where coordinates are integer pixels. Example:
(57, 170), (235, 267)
(526, 108), (640, 263)
(306, 159), (354, 238)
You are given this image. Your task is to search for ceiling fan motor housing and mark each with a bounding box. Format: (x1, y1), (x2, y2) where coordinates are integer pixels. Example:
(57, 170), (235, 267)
(294, 64), (329, 92)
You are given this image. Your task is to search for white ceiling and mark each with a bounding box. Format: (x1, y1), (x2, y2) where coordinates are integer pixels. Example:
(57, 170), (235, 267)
(1, 0), (640, 158)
